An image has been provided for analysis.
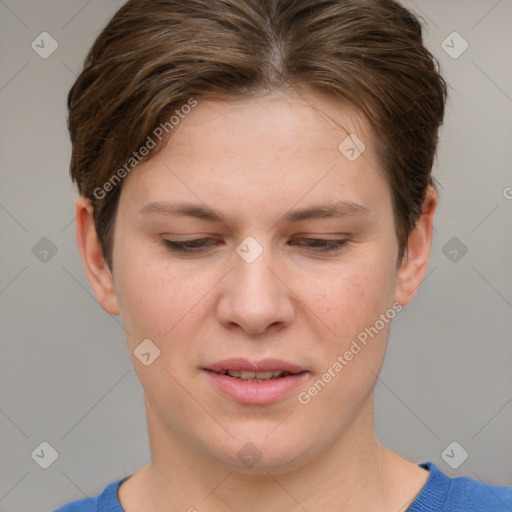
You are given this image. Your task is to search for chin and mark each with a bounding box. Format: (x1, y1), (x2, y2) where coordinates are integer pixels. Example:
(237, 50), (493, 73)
(204, 431), (314, 474)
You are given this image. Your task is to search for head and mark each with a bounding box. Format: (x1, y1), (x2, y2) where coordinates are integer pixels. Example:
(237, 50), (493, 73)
(69, 0), (446, 472)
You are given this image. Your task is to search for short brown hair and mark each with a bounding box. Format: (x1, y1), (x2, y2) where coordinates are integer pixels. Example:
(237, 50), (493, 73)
(67, 0), (447, 268)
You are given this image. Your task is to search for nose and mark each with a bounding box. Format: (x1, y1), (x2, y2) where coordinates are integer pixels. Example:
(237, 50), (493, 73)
(216, 239), (296, 336)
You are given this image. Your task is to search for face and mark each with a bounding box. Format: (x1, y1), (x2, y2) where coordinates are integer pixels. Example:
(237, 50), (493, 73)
(83, 89), (432, 473)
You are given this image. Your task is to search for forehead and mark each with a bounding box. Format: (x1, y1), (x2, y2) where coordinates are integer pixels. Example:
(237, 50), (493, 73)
(170, 89), (373, 159)
(118, 89), (391, 225)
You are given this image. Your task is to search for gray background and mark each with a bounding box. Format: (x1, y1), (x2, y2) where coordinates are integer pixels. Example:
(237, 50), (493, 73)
(0, 1), (511, 511)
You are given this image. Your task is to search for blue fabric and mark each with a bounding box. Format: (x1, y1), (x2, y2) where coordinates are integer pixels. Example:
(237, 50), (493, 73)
(52, 462), (512, 511)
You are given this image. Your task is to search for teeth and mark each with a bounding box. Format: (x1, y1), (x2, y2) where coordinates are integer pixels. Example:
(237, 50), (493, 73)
(223, 369), (289, 381)
(252, 371), (274, 380)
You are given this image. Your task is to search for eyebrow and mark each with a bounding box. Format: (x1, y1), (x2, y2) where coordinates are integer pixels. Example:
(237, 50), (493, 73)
(138, 199), (372, 225)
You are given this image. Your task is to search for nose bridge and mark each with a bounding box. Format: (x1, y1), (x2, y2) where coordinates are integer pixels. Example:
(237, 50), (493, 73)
(217, 235), (294, 334)
(237, 241), (274, 292)
(233, 235), (281, 305)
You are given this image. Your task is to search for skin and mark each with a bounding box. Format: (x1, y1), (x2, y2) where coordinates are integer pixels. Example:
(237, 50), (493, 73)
(76, 88), (437, 512)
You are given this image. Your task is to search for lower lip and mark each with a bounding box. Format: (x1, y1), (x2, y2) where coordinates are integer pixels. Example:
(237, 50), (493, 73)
(204, 370), (308, 404)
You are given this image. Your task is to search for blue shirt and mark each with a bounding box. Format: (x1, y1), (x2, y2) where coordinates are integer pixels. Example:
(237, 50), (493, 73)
(52, 462), (512, 511)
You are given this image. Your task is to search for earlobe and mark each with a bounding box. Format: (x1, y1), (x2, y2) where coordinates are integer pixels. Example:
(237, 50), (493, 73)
(75, 197), (120, 315)
(394, 187), (438, 307)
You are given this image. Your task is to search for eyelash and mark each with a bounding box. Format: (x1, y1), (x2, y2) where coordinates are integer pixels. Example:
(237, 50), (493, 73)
(163, 238), (348, 254)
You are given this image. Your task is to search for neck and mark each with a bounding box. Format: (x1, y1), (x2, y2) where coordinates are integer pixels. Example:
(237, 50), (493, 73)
(119, 394), (427, 512)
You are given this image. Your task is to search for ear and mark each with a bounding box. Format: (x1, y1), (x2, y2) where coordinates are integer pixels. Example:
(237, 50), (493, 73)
(75, 196), (120, 315)
(394, 186), (438, 307)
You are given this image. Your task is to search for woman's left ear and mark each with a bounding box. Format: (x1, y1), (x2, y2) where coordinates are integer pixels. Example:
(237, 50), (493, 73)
(394, 186), (438, 307)
(75, 196), (120, 315)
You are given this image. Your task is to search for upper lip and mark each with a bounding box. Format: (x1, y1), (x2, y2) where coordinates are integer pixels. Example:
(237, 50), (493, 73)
(204, 358), (307, 374)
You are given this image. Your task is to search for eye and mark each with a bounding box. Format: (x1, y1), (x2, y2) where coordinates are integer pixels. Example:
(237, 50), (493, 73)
(163, 237), (348, 254)
(163, 238), (219, 253)
(163, 238), (348, 254)
(288, 238), (348, 253)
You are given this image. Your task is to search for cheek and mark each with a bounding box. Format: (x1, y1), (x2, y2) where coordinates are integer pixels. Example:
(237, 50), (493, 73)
(114, 248), (215, 351)
(113, 246), (173, 342)
(301, 259), (395, 339)
(299, 267), (393, 421)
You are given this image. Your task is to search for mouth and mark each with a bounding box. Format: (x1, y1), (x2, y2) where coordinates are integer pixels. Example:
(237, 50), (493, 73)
(204, 358), (307, 379)
(206, 369), (302, 382)
(202, 358), (308, 404)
